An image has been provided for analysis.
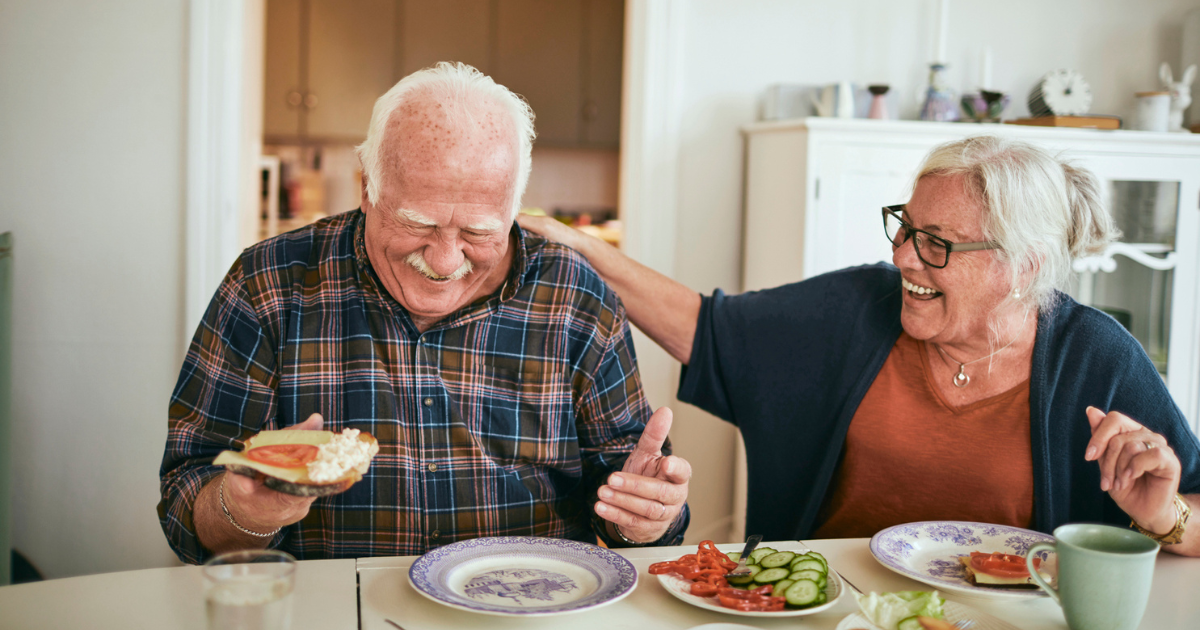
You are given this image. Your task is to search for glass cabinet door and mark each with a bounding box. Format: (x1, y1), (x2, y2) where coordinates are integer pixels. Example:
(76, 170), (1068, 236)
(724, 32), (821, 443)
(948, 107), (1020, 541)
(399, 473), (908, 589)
(1067, 151), (1200, 430)
(1073, 180), (1180, 376)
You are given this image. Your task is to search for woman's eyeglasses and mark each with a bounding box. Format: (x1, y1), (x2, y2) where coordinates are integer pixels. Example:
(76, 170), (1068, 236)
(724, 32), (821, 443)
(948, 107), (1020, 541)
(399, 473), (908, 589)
(882, 205), (999, 269)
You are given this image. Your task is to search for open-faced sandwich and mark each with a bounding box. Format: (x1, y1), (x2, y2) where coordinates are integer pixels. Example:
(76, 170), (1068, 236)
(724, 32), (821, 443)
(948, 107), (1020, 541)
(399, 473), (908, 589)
(214, 428), (379, 497)
(959, 551), (1049, 588)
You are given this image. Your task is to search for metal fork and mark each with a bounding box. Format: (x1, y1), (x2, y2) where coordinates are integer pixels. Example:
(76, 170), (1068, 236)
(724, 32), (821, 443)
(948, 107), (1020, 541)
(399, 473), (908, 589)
(724, 534), (763, 577)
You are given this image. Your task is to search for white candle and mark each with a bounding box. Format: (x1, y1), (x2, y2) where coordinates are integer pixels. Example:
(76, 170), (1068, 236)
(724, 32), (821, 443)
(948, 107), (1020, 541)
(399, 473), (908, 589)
(935, 0), (949, 63)
(981, 46), (993, 88)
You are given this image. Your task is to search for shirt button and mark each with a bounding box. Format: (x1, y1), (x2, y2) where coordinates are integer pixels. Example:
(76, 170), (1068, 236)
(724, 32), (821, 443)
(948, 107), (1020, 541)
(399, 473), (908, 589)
(431, 529), (441, 540)
(423, 397), (433, 407)
(427, 463), (438, 472)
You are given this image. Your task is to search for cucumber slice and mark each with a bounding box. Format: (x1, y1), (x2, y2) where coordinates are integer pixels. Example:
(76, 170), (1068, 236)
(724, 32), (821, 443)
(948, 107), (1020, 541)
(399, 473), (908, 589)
(790, 569), (823, 583)
(897, 616), (924, 630)
(726, 565), (761, 585)
(771, 579), (794, 597)
(725, 552), (741, 562)
(759, 551), (796, 568)
(748, 547), (777, 565)
(753, 567), (790, 583)
(814, 592), (828, 605)
(805, 551), (829, 571)
(791, 558), (825, 574)
(783, 579), (821, 607)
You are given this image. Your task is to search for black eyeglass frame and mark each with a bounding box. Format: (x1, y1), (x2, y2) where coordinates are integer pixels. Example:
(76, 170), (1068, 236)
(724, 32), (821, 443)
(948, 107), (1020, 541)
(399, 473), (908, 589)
(881, 205), (1000, 269)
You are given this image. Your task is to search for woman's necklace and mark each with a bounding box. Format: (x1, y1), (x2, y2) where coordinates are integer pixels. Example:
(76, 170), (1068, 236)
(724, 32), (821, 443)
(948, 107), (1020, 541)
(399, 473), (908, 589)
(933, 317), (1028, 388)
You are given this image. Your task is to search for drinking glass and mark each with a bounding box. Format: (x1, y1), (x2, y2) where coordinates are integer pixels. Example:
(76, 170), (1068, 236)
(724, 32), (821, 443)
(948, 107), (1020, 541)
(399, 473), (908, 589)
(203, 549), (296, 630)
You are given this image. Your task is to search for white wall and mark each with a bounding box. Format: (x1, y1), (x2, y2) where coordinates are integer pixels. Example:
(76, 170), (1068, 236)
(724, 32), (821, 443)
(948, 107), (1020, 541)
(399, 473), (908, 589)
(673, 0), (1200, 297)
(0, 0), (188, 577)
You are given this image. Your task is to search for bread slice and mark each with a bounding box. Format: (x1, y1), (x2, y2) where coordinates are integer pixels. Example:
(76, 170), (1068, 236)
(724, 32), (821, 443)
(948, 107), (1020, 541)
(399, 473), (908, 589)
(958, 554), (1047, 588)
(214, 429), (377, 497)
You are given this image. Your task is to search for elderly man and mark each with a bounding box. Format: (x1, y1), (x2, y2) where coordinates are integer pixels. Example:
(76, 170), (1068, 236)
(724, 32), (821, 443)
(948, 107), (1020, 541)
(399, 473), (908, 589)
(159, 62), (690, 563)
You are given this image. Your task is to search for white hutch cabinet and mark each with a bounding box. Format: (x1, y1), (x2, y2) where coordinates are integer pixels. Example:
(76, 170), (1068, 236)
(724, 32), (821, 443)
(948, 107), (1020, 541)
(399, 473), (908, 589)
(741, 118), (1200, 431)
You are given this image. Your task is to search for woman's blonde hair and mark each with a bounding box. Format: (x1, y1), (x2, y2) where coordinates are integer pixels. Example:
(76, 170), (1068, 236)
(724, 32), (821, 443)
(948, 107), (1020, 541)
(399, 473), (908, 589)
(915, 135), (1118, 311)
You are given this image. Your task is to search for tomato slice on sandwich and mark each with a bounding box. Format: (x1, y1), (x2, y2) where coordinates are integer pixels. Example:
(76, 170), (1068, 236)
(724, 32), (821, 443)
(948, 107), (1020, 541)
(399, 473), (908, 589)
(246, 443), (319, 468)
(969, 551), (1038, 579)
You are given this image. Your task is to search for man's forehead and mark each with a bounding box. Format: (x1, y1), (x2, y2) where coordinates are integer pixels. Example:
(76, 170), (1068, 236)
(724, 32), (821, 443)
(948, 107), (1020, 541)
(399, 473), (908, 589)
(386, 92), (517, 150)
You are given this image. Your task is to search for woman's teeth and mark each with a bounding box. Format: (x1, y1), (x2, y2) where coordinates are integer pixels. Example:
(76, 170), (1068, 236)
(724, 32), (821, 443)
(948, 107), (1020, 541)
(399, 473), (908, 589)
(902, 277), (939, 296)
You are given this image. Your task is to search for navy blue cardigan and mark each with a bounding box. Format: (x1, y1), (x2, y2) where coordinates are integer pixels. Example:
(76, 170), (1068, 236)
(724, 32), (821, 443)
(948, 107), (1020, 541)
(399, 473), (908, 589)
(679, 263), (1200, 541)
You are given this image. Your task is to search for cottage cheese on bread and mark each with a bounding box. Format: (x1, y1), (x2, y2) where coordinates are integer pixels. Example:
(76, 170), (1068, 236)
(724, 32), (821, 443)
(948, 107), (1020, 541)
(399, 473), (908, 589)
(307, 428), (380, 483)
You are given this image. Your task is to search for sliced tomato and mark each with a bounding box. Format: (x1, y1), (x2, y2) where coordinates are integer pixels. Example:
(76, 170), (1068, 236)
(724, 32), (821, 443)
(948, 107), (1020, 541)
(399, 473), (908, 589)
(969, 551), (1038, 579)
(246, 443), (319, 468)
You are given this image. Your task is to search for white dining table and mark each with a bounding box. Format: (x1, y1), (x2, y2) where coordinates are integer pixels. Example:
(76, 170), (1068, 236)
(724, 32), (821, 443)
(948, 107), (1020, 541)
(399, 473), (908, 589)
(2, 538), (1196, 629)
(356, 538), (1198, 630)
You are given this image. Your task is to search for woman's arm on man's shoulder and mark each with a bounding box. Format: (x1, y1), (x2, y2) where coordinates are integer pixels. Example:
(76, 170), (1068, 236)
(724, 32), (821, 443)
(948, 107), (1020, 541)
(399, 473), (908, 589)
(519, 214), (700, 364)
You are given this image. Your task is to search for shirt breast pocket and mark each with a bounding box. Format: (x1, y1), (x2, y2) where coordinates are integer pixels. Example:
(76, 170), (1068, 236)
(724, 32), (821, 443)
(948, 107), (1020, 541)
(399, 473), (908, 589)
(469, 361), (577, 472)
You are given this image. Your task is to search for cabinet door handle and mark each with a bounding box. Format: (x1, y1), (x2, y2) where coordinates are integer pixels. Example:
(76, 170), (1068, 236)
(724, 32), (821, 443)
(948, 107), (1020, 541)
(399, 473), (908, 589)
(304, 93), (319, 109)
(287, 91), (303, 107)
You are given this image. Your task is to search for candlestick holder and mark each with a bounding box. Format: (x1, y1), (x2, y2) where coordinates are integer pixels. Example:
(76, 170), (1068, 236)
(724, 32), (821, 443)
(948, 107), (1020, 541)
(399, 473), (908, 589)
(919, 63), (960, 122)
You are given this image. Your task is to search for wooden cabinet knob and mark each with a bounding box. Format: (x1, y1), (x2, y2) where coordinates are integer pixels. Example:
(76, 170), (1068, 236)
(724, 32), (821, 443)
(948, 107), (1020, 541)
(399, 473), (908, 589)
(303, 93), (319, 109)
(286, 91), (303, 107)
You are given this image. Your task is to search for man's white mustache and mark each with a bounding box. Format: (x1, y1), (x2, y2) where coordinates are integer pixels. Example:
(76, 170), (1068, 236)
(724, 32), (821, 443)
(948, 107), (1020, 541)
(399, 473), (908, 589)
(405, 251), (473, 281)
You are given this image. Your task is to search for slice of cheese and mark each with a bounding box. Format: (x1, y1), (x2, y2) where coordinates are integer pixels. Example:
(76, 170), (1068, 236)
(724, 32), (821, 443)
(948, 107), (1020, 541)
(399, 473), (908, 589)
(958, 555), (1048, 587)
(214, 429), (377, 486)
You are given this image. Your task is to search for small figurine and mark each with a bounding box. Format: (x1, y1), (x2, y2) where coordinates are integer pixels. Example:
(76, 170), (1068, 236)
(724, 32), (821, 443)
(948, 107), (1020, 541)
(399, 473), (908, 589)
(1160, 62), (1196, 133)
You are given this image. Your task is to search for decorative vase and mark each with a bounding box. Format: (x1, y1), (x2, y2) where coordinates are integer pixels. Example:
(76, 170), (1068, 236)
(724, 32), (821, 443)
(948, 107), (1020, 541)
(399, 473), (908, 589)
(868, 85), (890, 120)
(920, 63), (960, 122)
(960, 90), (1010, 122)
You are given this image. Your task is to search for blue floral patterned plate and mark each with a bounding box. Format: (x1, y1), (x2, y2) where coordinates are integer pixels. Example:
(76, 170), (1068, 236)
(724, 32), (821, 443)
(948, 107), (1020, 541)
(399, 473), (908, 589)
(408, 537), (638, 616)
(869, 521), (1057, 600)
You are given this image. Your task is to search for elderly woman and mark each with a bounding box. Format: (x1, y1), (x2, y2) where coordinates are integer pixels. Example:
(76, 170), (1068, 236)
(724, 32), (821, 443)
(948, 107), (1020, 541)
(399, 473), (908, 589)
(520, 135), (1200, 556)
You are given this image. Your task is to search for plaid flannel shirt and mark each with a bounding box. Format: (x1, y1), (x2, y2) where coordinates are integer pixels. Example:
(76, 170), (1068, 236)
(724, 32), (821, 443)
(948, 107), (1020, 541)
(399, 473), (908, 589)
(158, 210), (688, 563)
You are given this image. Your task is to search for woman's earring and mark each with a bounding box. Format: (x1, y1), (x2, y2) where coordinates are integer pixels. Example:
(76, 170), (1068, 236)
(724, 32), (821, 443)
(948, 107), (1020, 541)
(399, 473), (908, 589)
(1012, 287), (1022, 299)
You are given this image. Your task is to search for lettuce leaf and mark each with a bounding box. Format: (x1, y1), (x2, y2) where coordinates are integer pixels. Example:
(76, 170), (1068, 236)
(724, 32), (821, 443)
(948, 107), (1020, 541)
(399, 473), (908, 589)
(854, 590), (945, 629)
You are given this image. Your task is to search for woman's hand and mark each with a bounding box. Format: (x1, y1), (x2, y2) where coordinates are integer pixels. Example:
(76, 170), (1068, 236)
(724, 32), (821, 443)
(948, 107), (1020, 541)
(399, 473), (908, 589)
(1085, 406), (1180, 535)
(517, 214), (593, 252)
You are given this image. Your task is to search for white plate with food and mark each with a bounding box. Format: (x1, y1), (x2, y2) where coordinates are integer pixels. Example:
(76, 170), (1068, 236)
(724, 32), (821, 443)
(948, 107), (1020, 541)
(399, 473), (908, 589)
(836, 599), (1021, 630)
(408, 537), (637, 617)
(656, 541), (843, 617)
(869, 521), (1056, 600)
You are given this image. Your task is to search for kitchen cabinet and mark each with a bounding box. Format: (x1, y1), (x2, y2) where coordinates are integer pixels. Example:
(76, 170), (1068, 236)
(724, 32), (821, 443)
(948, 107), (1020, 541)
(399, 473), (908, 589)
(741, 117), (1200, 431)
(491, 0), (623, 147)
(398, 0), (491, 77)
(263, 0), (622, 147)
(264, 0), (397, 142)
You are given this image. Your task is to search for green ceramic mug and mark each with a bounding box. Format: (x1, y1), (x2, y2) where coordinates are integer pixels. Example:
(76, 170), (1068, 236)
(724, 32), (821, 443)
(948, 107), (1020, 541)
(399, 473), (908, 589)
(1025, 523), (1160, 630)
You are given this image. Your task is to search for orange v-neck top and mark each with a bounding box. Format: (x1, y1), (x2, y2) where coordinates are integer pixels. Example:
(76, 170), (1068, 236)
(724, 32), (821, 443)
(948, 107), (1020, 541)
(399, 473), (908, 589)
(812, 331), (1034, 539)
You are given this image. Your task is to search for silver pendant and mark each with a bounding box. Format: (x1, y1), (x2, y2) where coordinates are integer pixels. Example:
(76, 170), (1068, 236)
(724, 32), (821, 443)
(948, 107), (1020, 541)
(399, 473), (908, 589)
(953, 364), (970, 388)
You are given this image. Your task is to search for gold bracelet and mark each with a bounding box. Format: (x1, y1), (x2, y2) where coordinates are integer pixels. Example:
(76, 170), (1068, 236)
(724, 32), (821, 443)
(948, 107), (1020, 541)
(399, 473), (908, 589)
(219, 476), (281, 539)
(1131, 493), (1190, 545)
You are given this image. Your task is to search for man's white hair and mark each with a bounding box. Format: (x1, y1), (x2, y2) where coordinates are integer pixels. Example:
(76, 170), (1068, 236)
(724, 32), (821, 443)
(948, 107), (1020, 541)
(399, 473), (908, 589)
(355, 62), (536, 219)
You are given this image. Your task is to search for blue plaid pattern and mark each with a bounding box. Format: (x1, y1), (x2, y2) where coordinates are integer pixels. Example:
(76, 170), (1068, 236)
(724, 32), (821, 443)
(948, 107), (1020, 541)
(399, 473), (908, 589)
(158, 210), (686, 564)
